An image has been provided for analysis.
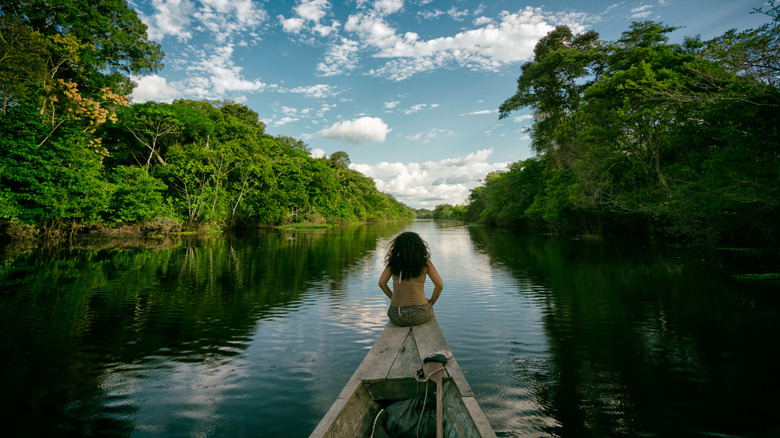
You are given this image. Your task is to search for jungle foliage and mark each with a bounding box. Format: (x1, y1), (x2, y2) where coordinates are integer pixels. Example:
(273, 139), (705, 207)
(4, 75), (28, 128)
(468, 4), (780, 246)
(0, 0), (413, 236)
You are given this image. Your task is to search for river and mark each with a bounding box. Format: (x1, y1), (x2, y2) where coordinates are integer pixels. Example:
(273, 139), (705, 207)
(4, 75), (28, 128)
(1, 220), (779, 437)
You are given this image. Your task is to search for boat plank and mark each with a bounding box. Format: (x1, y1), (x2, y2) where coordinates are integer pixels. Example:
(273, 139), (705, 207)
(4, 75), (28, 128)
(440, 356), (474, 397)
(461, 396), (497, 438)
(413, 317), (480, 397)
(353, 323), (411, 381)
(310, 383), (380, 438)
(387, 330), (423, 379)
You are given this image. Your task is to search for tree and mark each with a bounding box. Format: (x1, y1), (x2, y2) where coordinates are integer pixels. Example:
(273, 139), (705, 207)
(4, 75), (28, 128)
(0, 15), (49, 113)
(107, 165), (171, 222)
(117, 102), (184, 169)
(499, 26), (601, 163)
(0, 0), (163, 95)
(0, 104), (112, 225)
(328, 151), (351, 170)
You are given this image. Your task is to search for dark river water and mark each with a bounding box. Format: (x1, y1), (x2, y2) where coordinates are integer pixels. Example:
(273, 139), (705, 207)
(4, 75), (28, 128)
(1, 220), (779, 437)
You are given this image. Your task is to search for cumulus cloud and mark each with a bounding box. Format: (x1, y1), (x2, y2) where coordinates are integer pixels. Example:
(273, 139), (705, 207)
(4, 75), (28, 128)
(316, 38), (360, 76)
(405, 128), (455, 143)
(140, 0), (266, 43)
(384, 100), (400, 110)
(135, 1), (269, 102)
(630, 5), (653, 19)
(310, 148), (327, 158)
(403, 103), (439, 115)
(351, 149), (508, 208)
(186, 44), (267, 96)
(130, 74), (182, 103)
(137, 0), (196, 42)
(462, 109), (495, 116)
(346, 6), (589, 81)
(287, 84), (339, 98)
(194, 0), (267, 42)
(318, 117), (391, 144)
(279, 0), (340, 37)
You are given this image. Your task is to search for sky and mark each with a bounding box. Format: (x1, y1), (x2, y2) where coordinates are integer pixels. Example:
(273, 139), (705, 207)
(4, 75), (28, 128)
(127, 0), (771, 209)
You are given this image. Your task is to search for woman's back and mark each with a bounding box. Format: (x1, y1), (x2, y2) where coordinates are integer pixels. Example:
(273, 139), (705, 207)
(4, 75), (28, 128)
(390, 270), (428, 307)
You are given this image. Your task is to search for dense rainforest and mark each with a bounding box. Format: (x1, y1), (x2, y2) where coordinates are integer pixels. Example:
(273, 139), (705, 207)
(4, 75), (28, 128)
(465, 4), (780, 247)
(0, 0), (413, 239)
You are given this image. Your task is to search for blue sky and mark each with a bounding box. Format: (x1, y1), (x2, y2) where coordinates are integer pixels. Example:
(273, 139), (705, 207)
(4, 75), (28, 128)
(127, 0), (771, 209)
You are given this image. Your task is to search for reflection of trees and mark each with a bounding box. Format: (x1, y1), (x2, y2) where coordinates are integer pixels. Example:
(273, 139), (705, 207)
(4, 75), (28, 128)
(0, 222), (405, 436)
(467, 227), (780, 437)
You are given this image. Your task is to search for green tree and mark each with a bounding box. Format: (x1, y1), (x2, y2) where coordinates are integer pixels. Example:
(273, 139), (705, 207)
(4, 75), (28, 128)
(499, 26), (601, 164)
(117, 102), (184, 169)
(328, 151), (351, 170)
(107, 165), (171, 222)
(0, 0), (163, 95)
(0, 104), (112, 225)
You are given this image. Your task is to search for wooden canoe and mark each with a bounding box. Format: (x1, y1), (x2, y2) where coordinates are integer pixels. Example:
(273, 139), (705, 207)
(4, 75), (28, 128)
(310, 315), (496, 437)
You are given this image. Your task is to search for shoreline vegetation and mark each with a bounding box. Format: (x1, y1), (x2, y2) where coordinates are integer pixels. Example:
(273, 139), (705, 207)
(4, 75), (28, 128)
(0, 0), (414, 242)
(424, 4), (780, 250)
(2, 1), (778, 251)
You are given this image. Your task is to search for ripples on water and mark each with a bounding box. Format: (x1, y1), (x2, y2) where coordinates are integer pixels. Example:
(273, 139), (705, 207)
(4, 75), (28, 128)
(1, 222), (779, 437)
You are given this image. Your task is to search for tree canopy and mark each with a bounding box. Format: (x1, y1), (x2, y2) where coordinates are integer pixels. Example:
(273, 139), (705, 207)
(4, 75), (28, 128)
(473, 3), (780, 247)
(0, 0), (413, 236)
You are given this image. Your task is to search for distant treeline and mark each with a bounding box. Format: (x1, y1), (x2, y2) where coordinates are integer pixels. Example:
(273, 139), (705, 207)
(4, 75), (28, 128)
(459, 6), (779, 247)
(0, 1), (413, 238)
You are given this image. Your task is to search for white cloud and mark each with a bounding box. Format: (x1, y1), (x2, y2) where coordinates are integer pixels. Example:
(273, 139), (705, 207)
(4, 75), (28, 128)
(316, 103), (337, 118)
(287, 84), (339, 98)
(139, 0), (196, 42)
(630, 5), (653, 19)
(351, 149), (508, 208)
(280, 16), (305, 33)
(446, 7), (469, 21)
(279, 0), (340, 37)
(348, 6), (589, 81)
(405, 128), (455, 143)
(186, 44), (267, 97)
(461, 109), (495, 115)
(310, 148), (327, 158)
(318, 117), (391, 144)
(135, 1), (269, 101)
(420, 9), (445, 20)
(474, 16), (492, 26)
(140, 0), (266, 43)
(384, 100), (400, 110)
(195, 0), (267, 42)
(403, 103), (439, 115)
(130, 74), (182, 103)
(316, 38), (360, 76)
(373, 0), (404, 15)
(271, 116), (300, 127)
(513, 114), (533, 122)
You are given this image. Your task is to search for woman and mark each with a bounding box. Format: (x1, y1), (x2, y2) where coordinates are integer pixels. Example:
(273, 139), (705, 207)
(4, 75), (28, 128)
(378, 231), (443, 327)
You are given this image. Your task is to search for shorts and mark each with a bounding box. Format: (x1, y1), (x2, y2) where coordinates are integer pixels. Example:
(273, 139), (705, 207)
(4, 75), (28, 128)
(387, 303), (434, 327)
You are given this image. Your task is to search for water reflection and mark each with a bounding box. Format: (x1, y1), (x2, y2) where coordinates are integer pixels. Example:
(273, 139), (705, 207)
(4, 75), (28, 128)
(2, 222), (779, 437)
(467, 226), (780, 437)
(0, 223), (406, 437)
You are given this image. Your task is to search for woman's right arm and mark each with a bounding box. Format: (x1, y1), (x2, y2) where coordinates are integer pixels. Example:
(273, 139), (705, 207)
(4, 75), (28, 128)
(378, 266), (393, 299)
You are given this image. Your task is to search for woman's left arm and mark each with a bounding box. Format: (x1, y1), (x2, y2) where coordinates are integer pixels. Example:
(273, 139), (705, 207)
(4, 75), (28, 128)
(426, 261), (443, 305)
(378, 266), (393, 300)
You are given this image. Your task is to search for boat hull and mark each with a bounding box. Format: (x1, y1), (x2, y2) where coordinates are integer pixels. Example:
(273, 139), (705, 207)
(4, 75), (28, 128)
(310, 316), (495, 437)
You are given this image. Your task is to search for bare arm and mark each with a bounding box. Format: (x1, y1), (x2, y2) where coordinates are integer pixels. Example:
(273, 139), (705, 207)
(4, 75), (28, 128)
(426, 261), (443, 305)
(378, 266), (393, 300)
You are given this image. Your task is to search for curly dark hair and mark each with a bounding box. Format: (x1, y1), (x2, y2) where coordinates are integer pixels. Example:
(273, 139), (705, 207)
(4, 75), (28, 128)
(384, 231), (430, 280)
